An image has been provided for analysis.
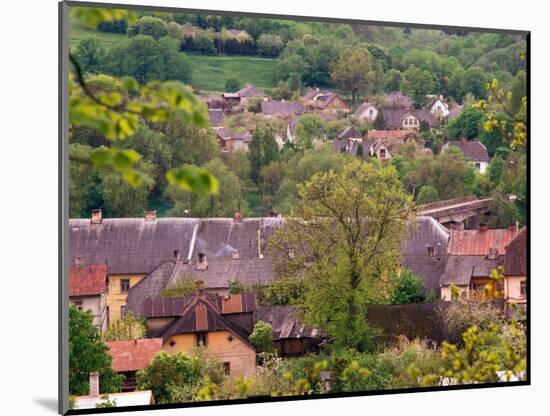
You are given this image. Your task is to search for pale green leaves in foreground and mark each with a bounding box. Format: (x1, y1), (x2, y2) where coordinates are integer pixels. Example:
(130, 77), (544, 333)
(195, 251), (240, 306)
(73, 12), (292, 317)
(68, 6), (218, 194)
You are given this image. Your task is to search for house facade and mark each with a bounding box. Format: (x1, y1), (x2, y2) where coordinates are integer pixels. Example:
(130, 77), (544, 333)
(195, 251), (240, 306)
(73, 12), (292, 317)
(353, 102), (378, 123)
(69, 261), (108, 333)
(442, 139), (490, 173)
(426, 95), (450, 118)
(503, 227), (527, 314)
(440, 225), (518, 300)
(383, 109), (435, 130)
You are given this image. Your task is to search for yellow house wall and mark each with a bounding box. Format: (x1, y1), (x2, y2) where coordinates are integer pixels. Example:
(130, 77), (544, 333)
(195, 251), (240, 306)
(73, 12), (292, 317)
(105, 274), (145, 324)
(163, 331), (256, 376)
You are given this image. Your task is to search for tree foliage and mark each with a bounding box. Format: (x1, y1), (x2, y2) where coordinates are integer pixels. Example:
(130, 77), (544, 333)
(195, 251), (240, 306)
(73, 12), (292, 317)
(331, 48), (376, 104)
(103, 311), (147, 342)
(69, 305), (123, 395)
(269, 159), (414, 351)
(249, 321), (276, 353)
(390, 269), (426, 304)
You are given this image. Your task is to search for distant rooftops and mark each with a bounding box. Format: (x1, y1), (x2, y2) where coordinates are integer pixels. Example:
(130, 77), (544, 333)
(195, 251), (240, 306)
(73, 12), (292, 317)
(443, 139), (490, 162)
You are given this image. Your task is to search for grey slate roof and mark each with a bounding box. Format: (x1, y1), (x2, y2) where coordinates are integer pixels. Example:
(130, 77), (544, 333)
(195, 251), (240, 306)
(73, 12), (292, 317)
(237, 84), (264, 98)
(256, 305), (320, 339)
(261, 101), (304, 116)
(69, 218), (199, 275)
(208, 109), (225, 127)
(401, 216), (450, 294)
(383, 92), (413, 109)
(439, 255), (503, 286)
(444, 140), (490, 162)
(337, 126), (362, 140)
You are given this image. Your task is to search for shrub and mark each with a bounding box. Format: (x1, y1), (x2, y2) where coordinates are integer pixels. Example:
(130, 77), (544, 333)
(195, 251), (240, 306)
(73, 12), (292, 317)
(390, 270), (426, 304)
(257, 34), (284, 57)
(225, 77), (242, 93)
(160, 275), (197, 297)
(193, 32), (216, 55)
(127, 16), (168, 40)
(249, 321), (275, 353)
(103, 311), (146, 341)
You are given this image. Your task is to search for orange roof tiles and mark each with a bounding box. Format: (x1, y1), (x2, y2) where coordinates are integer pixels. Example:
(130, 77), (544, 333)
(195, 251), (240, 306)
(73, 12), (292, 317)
(448, 228), (518, 256)
(69, 264), (107, 297)
(106, 339), (163, 372)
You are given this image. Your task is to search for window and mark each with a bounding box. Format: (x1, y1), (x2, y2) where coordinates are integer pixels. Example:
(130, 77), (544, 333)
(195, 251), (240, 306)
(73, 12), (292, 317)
(120, 279), (130, 293)
(223, 362), (231, 375)
(72, 300), (83, 311)
(379, 148), (386, 159)
(121, 305), (126, 318)
(196, 332), (207, 347)
(106, 306), (110, 327)
(427, 246), (435, 257)
(474, 162), (481, 170)
(369, 109), (374, 115)
(520, 280), (526, 296)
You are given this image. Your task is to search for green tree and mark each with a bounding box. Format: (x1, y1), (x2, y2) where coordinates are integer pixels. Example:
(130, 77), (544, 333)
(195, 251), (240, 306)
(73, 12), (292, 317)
(416, 185), (439, 204)
(372, 109), (385, 129)
(168, 159), (245, 217)
(272, 81), (292, 100)
(257, 34), (284, 57)
(269, 159), (414, 351)
(331, 48), (376, 104)
(447, 106), (485, 139)
(295, 114), (324, 148)
(69, 305), (123, 395)
(249, 321), (275, 353)
(385, 69), (403, 92)
(248, 128), (279, 185)
(401, 65), (436, 107)
(390, 270), (426, 304)
(463, 66), (488, 99)
(103, 311), (147, 342)
(225, 77), (242, 92)
(73, 36), (105, 74)
(127, 16), (168, 40)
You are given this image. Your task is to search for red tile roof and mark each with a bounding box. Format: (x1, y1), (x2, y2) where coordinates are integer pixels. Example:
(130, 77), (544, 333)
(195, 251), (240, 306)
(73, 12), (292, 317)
(448, 228), (518, 256)
(367, 130), (415, 139)
(69, 264), (107, 297)
(106, 339), (163, 372)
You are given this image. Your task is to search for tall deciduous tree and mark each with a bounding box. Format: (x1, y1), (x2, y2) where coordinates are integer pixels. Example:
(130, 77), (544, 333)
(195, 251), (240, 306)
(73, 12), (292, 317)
(401, 65), (436, 107)
(269, 159), (414, 351)
(69, 305), (124, 395)
(331, 48), (376, 104)
(248, 127), (279, 185)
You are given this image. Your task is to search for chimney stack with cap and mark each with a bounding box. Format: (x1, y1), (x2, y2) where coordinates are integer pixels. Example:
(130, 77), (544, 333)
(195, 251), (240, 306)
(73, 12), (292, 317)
(89, 372), (100, 397)
(196, 253), (208, 271)
(144, 211), (157, 221)
(488, 247), (499, 260)
(479, 223), (488, 232)
(234, 211), (243, 222)
(75, 255), (85, 268)
(91, 209), (102, 225)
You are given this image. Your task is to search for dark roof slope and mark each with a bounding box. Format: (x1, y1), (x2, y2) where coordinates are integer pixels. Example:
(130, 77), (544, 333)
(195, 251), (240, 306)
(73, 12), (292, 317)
(440, 255), (503, 286)
(69, 218), (199, 275)
(503, 227), (527, 276)
(337, 126), (362, 140)
(445, 140), (490, 162)
(261, 101), (304, 116)
(237, 84), (264, 98)
(401, 217), (450, 294)
(256, 305), (321, 339)
(383, 109), (435, 128)
(208, 109), (225, 127)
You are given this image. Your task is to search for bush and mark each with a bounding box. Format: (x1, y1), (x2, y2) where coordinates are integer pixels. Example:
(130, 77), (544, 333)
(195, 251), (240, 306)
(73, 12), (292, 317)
(442, 298), (504, 345)
(390, 270), (426, 304)
(160, 275), (197, 297)
(416, 185), (439, 205)
(193, 32), (216, 55)
(249, 321), (275, 353)
(103, 311), (146, 341)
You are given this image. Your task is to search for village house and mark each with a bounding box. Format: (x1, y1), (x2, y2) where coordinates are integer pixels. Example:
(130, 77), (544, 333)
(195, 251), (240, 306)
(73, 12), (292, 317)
(425, 95), (450, 118)
(69, 260), (108, 333)
(332, 127), (391, 160)
(208, 109), (225, 127)
(301, 89), (350, 114)
(383, 108), (436, 130)
(236, 83), (269, 107)
(442, 139), (490, 173)
(106, 338), (163, 392)
(353, 101), (378, 123)
(503, 227), (527, 315)
(439, 224), (519, 300)
(72, 372), (154, 410)
(401, 216), (450, 297)
(260, 100), (304, 118)
(223, 92), (242, 113)
(213, 127), (252, 152)
(134, 292), (258, 376)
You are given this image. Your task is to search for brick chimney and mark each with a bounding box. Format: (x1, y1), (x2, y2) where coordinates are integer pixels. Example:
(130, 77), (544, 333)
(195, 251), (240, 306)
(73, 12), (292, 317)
(91, 209), (102, 225)
(479, 223), (488, 232)
(234, 211), (243, 222)
(461, 138), (468, 144)
(195, 279), (205, 290)
(144, 211), (157, 221)
(89, 372), (99, 397)
(196, 253), (208, 271)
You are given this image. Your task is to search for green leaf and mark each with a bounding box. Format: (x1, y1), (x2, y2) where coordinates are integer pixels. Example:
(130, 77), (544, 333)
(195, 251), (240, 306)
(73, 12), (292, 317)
(167, 166), (219, 195)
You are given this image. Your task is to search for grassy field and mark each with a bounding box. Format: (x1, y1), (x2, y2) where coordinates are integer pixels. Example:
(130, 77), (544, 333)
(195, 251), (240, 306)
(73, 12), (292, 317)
(186, 54), (276, 95)
(69, 20), (277, 94)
